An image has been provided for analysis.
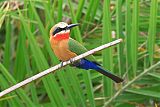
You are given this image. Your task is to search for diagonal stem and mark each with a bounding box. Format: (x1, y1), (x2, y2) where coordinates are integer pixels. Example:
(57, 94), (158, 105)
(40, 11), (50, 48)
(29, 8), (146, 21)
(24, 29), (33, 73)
(0, 39), (123, 98)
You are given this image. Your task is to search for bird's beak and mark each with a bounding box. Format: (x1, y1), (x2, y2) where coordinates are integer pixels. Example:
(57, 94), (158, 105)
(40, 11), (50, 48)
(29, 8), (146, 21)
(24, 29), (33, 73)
(67, 23), (79, 29)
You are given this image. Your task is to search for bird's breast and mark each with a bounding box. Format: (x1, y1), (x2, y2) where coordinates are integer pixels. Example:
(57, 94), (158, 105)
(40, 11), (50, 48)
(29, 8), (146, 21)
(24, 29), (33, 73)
(50, 39), (77, 61)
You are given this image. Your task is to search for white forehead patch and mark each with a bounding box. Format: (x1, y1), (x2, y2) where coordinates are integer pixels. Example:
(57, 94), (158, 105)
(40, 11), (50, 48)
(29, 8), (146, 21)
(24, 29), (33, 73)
(58, 22), (68, 28)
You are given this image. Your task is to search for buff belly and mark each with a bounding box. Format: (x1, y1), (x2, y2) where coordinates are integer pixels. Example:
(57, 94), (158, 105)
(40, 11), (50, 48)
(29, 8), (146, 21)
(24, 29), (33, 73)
(51, 39), (77, 61)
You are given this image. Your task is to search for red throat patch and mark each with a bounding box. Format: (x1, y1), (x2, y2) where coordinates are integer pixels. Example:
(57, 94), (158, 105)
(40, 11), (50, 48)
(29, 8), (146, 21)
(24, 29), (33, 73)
(53, 32), (70, 41)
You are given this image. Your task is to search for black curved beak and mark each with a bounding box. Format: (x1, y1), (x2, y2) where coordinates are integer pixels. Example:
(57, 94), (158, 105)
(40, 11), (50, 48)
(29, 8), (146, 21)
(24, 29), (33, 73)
(67, 23), (79, 29)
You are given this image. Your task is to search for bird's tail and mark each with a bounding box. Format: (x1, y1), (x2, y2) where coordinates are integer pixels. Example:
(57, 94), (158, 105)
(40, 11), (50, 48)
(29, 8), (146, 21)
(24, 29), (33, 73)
(94, 66), (123, 83)
(74, 59), (123, 83)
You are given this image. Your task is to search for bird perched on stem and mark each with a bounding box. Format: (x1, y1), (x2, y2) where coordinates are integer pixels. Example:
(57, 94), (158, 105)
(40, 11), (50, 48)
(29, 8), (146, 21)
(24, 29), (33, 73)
(49, 22), (123, 83)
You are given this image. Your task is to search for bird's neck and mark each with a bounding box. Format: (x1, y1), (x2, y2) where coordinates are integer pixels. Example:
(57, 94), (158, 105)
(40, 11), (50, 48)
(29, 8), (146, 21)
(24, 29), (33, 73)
(53, 32), (70, 41)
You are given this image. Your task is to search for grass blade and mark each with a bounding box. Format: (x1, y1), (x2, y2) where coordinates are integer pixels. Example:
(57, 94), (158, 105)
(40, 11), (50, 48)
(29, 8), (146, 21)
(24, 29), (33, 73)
(76, 0), (85, 20)
(126, 89), (160, 99)
(57, 0), (63, 22)
(0, 2), (9, 29)
(130, 0), (139, 78)
(13, 26), (27, 81)
(102, 0), (113, 97)
(147, 0), (158, 65)
(125, 0), (132, 75)
(68, 0), (82, 43)
(116, 0), (125, 76)
(3, 17), (11, 69)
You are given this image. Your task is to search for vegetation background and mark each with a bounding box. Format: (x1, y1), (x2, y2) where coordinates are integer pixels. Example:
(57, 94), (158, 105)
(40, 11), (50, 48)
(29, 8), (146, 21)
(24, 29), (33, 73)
(0, 0), (160, 107)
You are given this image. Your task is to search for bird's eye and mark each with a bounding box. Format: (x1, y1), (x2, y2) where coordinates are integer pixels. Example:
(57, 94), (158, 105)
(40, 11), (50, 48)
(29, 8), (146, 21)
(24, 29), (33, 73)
(52, 27), (62, 35)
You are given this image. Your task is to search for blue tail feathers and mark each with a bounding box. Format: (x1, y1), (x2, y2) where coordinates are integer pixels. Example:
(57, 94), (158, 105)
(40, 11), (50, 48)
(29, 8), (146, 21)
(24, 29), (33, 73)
(74, 59), (123, 83)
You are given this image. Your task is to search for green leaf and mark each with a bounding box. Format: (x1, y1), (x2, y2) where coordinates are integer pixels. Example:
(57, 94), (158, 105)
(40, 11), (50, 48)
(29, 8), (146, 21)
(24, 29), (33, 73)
(102, 0), (113, 97)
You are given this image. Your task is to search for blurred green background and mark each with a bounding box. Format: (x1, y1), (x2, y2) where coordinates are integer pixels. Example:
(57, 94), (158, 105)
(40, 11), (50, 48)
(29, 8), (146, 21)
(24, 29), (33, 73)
(0, 0), (160, 107)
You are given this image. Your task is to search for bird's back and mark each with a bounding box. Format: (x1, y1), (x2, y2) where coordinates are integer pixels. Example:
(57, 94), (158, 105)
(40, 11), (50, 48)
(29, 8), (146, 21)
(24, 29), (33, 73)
(68, 38), (97, 62)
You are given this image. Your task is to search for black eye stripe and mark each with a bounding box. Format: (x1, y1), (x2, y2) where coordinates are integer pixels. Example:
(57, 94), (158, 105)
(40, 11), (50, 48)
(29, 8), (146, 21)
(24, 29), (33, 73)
(52, 27), (61, 35)
(52, 27), (68, 35)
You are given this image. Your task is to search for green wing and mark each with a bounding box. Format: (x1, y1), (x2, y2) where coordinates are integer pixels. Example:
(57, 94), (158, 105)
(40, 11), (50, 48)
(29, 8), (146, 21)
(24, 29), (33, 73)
(68, 38), (96, 62)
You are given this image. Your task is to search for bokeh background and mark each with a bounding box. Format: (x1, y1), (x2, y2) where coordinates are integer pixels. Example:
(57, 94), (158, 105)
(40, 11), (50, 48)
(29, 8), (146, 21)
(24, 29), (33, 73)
(0, 0), (160, 107)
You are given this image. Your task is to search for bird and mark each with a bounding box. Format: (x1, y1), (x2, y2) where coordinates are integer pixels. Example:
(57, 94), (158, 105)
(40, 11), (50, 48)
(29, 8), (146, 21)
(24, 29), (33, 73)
(49, 22), (123, 83)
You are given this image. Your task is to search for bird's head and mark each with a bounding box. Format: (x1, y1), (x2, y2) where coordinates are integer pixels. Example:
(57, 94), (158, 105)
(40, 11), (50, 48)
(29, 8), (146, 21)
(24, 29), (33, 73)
(50, 22), (79, 41)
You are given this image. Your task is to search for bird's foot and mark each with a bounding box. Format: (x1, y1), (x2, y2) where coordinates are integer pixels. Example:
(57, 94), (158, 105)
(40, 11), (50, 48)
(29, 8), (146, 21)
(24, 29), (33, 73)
(69, 58), (74, 64)
(60, 61), (64, 67)
(60, 59), (75, 67)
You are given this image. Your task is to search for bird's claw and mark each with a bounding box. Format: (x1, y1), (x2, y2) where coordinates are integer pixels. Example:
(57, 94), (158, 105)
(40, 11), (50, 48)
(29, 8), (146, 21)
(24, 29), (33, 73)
(69, 58), (74, 64)
(60, 61), (64, 67)
(60, 59), (74, 67)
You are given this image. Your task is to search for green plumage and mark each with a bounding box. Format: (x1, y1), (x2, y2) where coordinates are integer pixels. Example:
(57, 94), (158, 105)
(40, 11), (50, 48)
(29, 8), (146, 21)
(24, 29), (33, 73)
(68, 38), (96, 62)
